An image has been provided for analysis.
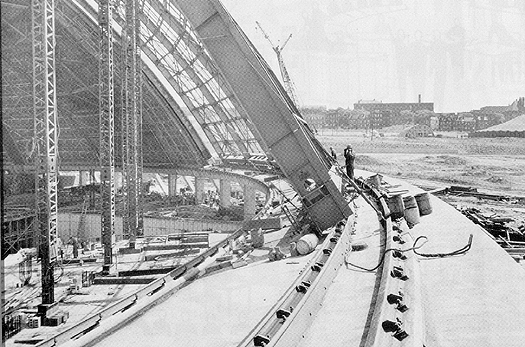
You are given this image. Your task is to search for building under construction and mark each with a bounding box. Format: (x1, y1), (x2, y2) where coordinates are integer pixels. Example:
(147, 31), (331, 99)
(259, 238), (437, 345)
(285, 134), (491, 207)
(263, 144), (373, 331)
(2, 1), (525, 347)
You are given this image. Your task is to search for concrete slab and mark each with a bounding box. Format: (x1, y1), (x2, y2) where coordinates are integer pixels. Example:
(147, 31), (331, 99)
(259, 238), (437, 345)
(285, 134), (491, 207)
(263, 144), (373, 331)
(301, 171), (525, 347)
(96, 253), (317, 347)
(8, 171), (524, 347)
(412, 195), (525, 346)
(380, 174), (525, 347)
(302, 197), (383, 347)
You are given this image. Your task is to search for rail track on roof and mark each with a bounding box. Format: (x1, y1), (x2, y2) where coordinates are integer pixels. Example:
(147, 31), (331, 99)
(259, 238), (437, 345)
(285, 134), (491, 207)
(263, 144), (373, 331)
(235, 177), (425, 347)
(27, 175), (426, 347)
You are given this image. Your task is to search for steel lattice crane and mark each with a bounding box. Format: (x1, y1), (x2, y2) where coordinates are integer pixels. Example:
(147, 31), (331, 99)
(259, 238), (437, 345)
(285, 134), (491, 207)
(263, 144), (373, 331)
(32, 0), (59, 305)
(256, 21), (300, 108)
(99, 0), (116, 274)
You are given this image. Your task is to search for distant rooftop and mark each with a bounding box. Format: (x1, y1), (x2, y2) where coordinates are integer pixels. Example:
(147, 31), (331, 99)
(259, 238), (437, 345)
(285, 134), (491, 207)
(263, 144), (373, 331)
(356, 99), (381, 104)
(354, 100), (434, 112)
(476, 97), (524, 113)
(479, 106), (512, 113)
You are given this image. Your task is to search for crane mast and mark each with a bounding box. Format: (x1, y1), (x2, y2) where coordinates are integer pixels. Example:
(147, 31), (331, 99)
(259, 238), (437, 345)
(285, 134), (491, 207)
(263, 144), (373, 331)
(256, 21), (300, 108)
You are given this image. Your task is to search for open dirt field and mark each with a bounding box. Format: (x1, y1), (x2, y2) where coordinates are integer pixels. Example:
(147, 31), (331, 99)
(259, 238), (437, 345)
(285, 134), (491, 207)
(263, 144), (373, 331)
(318, 129), (525, 196)
(319, 129), (525, 257)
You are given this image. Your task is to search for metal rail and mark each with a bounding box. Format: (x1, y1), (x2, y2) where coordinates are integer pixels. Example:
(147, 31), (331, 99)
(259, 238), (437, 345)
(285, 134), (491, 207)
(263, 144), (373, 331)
(357, 179), (426, 347)
(31, 176), (425, 347)
(237, 217), (353, 347)
(34, 224), (247, 347)
(33, 174), (277, 347)
(236, 178), (402, 347)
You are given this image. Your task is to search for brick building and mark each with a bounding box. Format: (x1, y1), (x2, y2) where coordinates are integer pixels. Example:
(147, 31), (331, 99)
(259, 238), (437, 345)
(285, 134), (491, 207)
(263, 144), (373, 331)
(354, 100), (434, 128)
(437, 113), (457, 131)
(301, 106), (326, 130)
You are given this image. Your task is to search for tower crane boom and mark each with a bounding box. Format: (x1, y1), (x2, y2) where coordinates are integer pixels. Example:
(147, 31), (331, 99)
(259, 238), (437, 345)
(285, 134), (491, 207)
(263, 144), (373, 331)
(255, 21), (300, 109)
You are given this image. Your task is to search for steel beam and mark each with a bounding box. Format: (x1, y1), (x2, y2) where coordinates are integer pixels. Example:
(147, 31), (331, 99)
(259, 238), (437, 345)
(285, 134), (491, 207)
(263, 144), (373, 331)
(98, 0), (116, 273)
(32, 0), (58, 304)
(174, 0), (352, 230)
(138, 10), (251, 154)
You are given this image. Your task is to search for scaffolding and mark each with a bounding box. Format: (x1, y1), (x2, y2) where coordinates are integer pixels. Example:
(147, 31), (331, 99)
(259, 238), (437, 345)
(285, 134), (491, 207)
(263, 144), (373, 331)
(32, 0), (59, 305)
(98, 0), (116, 273)
(121, 0), (144, 248)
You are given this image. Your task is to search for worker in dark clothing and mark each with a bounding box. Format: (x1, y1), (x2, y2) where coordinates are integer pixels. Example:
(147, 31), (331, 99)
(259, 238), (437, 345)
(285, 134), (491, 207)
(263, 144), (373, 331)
(344, 145), (355, 180)
(72, 240), (79, 259)
(329, 146), (337, 160)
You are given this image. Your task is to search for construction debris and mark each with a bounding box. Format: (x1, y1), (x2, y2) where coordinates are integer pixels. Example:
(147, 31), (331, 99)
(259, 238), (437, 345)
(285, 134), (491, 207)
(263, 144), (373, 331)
(438, 186), (525, 203)
(459, 207), (524, 241)
(268, 247), (287, 262)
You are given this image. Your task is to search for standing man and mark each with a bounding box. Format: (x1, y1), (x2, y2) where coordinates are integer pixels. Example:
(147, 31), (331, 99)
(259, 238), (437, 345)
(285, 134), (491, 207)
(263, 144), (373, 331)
(329, 146), (337, 160)
(344, 145), (356, 180)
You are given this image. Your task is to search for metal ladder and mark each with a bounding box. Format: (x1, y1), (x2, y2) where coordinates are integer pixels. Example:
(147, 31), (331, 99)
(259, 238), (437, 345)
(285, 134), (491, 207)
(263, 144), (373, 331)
(281, 205), (298, 229)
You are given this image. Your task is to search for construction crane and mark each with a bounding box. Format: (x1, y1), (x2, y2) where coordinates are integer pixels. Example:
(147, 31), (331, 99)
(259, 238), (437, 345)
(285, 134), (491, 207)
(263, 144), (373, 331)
(256, 21), (300, 108)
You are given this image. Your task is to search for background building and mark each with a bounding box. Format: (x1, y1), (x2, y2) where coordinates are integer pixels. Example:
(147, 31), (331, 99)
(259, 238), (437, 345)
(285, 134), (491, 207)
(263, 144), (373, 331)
(354, 98), (434, 127)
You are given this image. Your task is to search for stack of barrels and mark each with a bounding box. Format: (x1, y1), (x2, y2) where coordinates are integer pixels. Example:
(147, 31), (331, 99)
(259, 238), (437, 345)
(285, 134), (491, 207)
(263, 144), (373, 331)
(387, 192), (432, 228)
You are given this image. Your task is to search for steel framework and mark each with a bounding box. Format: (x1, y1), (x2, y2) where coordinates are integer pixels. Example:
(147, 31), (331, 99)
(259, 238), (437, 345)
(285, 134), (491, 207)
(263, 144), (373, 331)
(98, 0), (116, 272)
(175, 0), (352, 230)
(121, 0), (143, 247)
(2, 212), (37, 259)
(32, 0), (58, 304)
(112, 0), (265, 157)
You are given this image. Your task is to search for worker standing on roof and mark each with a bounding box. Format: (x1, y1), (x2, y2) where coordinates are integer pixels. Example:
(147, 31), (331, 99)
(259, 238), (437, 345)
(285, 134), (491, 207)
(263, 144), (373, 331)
(344, 145), (355, 180)
(329, 146), (337, 161)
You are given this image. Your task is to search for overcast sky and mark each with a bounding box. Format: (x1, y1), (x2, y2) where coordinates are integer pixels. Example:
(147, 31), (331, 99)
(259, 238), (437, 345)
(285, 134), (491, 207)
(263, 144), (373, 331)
(221, 0), (525, 113)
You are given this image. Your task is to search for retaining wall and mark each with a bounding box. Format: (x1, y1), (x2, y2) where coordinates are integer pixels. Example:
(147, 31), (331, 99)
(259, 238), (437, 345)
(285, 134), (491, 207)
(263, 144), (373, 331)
(58, 213), (242, 241)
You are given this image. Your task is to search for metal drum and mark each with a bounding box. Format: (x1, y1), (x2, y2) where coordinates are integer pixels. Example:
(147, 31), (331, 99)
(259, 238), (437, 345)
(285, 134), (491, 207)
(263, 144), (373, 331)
(388, 194), (405, 219)
(296, 233), (320, 255)
(403, 195), (420, 228)
(414, 192), (433, 216)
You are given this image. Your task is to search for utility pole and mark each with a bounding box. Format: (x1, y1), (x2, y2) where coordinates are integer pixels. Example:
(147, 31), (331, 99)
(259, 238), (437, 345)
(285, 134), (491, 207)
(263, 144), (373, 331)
(121, 0), (143, 248)
(99, 0), (116, 274)
(32, 0), (58, 306)
(256, 21), (300, 109)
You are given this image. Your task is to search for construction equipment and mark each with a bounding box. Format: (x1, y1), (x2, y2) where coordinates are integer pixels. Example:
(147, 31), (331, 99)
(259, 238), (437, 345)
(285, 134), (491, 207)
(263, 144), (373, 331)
(256, 21), (300, 109)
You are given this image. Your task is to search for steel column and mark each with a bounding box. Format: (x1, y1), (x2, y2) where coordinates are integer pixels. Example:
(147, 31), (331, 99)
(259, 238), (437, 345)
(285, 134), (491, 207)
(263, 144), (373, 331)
(219, 179), (231, 207)
(32, 0), (58, 304)
(243, 184), (256, 221)
(168, 173), (178, 196)
(194, 176), (205, 204)
(98, 0), (116, 273)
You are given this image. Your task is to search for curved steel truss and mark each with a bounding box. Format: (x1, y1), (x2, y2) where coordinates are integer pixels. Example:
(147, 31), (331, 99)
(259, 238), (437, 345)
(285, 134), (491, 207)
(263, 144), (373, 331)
(75, 0), (266, 158)
(2, 0), (270, 173)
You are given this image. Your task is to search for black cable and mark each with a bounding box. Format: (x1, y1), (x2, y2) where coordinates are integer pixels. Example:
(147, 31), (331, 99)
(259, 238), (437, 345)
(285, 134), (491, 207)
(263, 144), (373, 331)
(345, 240), (427, 272)
(345, 234), (473, 271)
(413, 234), (473, 258)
